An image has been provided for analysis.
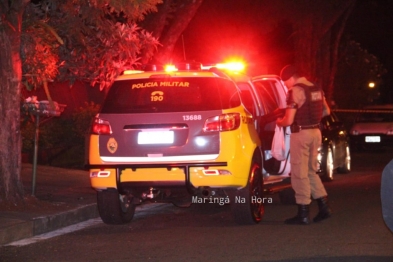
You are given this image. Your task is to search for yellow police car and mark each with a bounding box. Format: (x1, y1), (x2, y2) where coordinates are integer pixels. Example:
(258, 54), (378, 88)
(87, 62), (264, 225)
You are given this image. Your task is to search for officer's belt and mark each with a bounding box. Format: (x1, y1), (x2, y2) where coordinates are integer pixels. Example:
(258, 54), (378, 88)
(291, 123), (320, 133)
(299, 124), (320, 130)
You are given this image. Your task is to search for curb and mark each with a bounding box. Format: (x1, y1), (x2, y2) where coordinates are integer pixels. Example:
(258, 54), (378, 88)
(0, 204), (98, 246)
(1, 202), (172, 246)
(33, 204), (99, 235)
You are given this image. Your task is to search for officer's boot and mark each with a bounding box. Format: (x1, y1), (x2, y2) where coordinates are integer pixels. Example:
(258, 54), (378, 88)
(284, 204), (310, 225)
(313, 196), (332, 222)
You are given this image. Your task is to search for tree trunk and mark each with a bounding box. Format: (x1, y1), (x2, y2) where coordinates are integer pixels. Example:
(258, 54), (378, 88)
(139, 0), (174, 64)
(289, 0), (356, 103)
(155, 0), (203, 63)
(292, 14), (324, 88)
(0, 0), (28, 204)
(326, 1), (356, 103)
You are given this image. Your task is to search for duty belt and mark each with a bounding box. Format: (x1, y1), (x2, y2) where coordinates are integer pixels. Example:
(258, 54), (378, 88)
(290, 123), (320, 133)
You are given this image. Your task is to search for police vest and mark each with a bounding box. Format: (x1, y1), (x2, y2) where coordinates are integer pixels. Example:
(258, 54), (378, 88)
(290, 83), (324, 126)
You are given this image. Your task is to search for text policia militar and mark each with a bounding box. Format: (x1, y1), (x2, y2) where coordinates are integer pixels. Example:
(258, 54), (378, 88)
(132, 81), (190, 89)
(192, 196), (273, 206)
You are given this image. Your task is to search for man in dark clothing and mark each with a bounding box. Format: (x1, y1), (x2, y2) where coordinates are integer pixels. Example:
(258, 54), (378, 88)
(276, 65), (331, 225)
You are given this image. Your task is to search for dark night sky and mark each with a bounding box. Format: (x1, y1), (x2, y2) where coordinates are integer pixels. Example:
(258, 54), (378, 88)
(346, 0), (393, 68)
(173, 0), (393, 102)
(345, 0), (393, 102)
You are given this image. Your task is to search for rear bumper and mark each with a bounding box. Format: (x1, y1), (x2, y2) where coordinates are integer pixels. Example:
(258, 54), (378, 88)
(87, 123), (259, 192)
(87, 161), (249, 194)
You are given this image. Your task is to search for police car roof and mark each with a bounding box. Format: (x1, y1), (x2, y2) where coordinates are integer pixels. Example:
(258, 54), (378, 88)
(116, 70), (226, 81)
(252, 74), (282, 81)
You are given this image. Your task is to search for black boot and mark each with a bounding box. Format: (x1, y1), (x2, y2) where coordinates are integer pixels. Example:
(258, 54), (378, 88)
(313, 196), (332, 222)
(284, 204), (310, 225)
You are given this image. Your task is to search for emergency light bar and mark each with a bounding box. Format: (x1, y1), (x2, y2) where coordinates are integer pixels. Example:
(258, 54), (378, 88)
(121, 61), (245, 74)
(164, 64), (178, 72)
(123, 70), (144, 75)
(216, 62), (245, 72)
(201, 61), (246, 73)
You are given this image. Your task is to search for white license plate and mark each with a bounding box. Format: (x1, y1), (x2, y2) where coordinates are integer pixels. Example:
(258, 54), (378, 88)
(365, 136), (381, 143)
(138, 131), (174, 145)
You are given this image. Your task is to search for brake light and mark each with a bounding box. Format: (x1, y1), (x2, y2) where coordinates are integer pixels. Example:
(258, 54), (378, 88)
(91, 118), (112, 135)
(203, 113), (241, 132)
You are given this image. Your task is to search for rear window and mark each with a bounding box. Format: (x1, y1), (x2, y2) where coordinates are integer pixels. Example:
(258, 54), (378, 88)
(101, 77), (241, 113)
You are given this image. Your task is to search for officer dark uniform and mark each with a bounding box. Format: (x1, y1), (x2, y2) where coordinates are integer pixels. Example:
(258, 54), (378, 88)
(276, 65), (332, 225)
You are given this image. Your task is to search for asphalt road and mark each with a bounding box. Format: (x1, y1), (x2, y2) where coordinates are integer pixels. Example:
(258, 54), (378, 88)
(1, 148), (393, 262)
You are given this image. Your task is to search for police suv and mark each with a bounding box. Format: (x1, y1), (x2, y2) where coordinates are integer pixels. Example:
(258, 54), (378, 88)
(86, 62), (290, 225)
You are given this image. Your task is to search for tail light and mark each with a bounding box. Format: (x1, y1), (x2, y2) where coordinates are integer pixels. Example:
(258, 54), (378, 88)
(91, 118), (112, 135)
(203, 113), (241, 132)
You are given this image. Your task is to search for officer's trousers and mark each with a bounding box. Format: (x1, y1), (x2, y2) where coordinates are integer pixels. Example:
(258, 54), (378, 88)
(290, 128), (327, 205)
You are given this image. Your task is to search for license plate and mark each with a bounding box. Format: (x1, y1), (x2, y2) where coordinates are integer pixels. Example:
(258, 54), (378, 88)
(138, 131), (174, 144)
(365, 136), (380, 143)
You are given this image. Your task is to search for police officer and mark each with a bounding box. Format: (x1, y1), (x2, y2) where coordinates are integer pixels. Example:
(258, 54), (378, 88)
(276, 65), (331, 225)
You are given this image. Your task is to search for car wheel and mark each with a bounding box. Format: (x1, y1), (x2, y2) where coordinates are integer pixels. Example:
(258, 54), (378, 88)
(337, 144), (351, 174)
(321, 147), (334, 182)
(97, 189), (136, 224)
(230, 156), (264, 225)
(172, 198), (192, 208)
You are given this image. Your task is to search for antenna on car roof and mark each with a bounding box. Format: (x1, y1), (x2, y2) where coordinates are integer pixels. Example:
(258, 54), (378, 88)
(182, 34), (187, 61)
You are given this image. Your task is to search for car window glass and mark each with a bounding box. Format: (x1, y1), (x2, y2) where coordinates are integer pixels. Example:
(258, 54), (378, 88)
(236, 82), (256, 116)
(253, 81), (279, 114)
(101, 77), (241, 113)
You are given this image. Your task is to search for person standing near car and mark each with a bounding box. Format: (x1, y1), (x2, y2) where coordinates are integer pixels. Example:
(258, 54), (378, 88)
(276, 65), (331, 225)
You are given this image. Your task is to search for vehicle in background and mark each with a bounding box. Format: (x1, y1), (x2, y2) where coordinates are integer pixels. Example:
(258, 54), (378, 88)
(318, 112), (351, 181)
(350, 104), (393, 150)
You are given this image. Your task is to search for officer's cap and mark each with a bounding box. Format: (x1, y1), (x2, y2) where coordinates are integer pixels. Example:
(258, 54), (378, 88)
(280, 65), (297, 81)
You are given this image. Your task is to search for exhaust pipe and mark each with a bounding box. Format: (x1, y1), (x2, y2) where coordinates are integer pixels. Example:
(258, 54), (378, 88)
(201, 187), (216, 197)
(202, 187), (210, 197)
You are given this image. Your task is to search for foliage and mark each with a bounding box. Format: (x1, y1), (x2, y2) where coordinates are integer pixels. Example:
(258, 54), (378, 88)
(21, 116), (72, 152)
(334, 38), (387, 108)
(22, 0), (161, 91)
(94, 0), (162, 21)
(21, 101), (100, 167)
(21, 18), (61, 91)
(72, 102), (101, 142)
(138, 0), (204, 64)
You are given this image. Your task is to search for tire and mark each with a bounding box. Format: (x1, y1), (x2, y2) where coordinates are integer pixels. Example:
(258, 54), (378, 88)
(230, 156), (264, 225)
(321, 147), (334, 182)
(97, 189), (136, 225)
(172, 199), (192, 208)
(337, 144), (351, 174)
